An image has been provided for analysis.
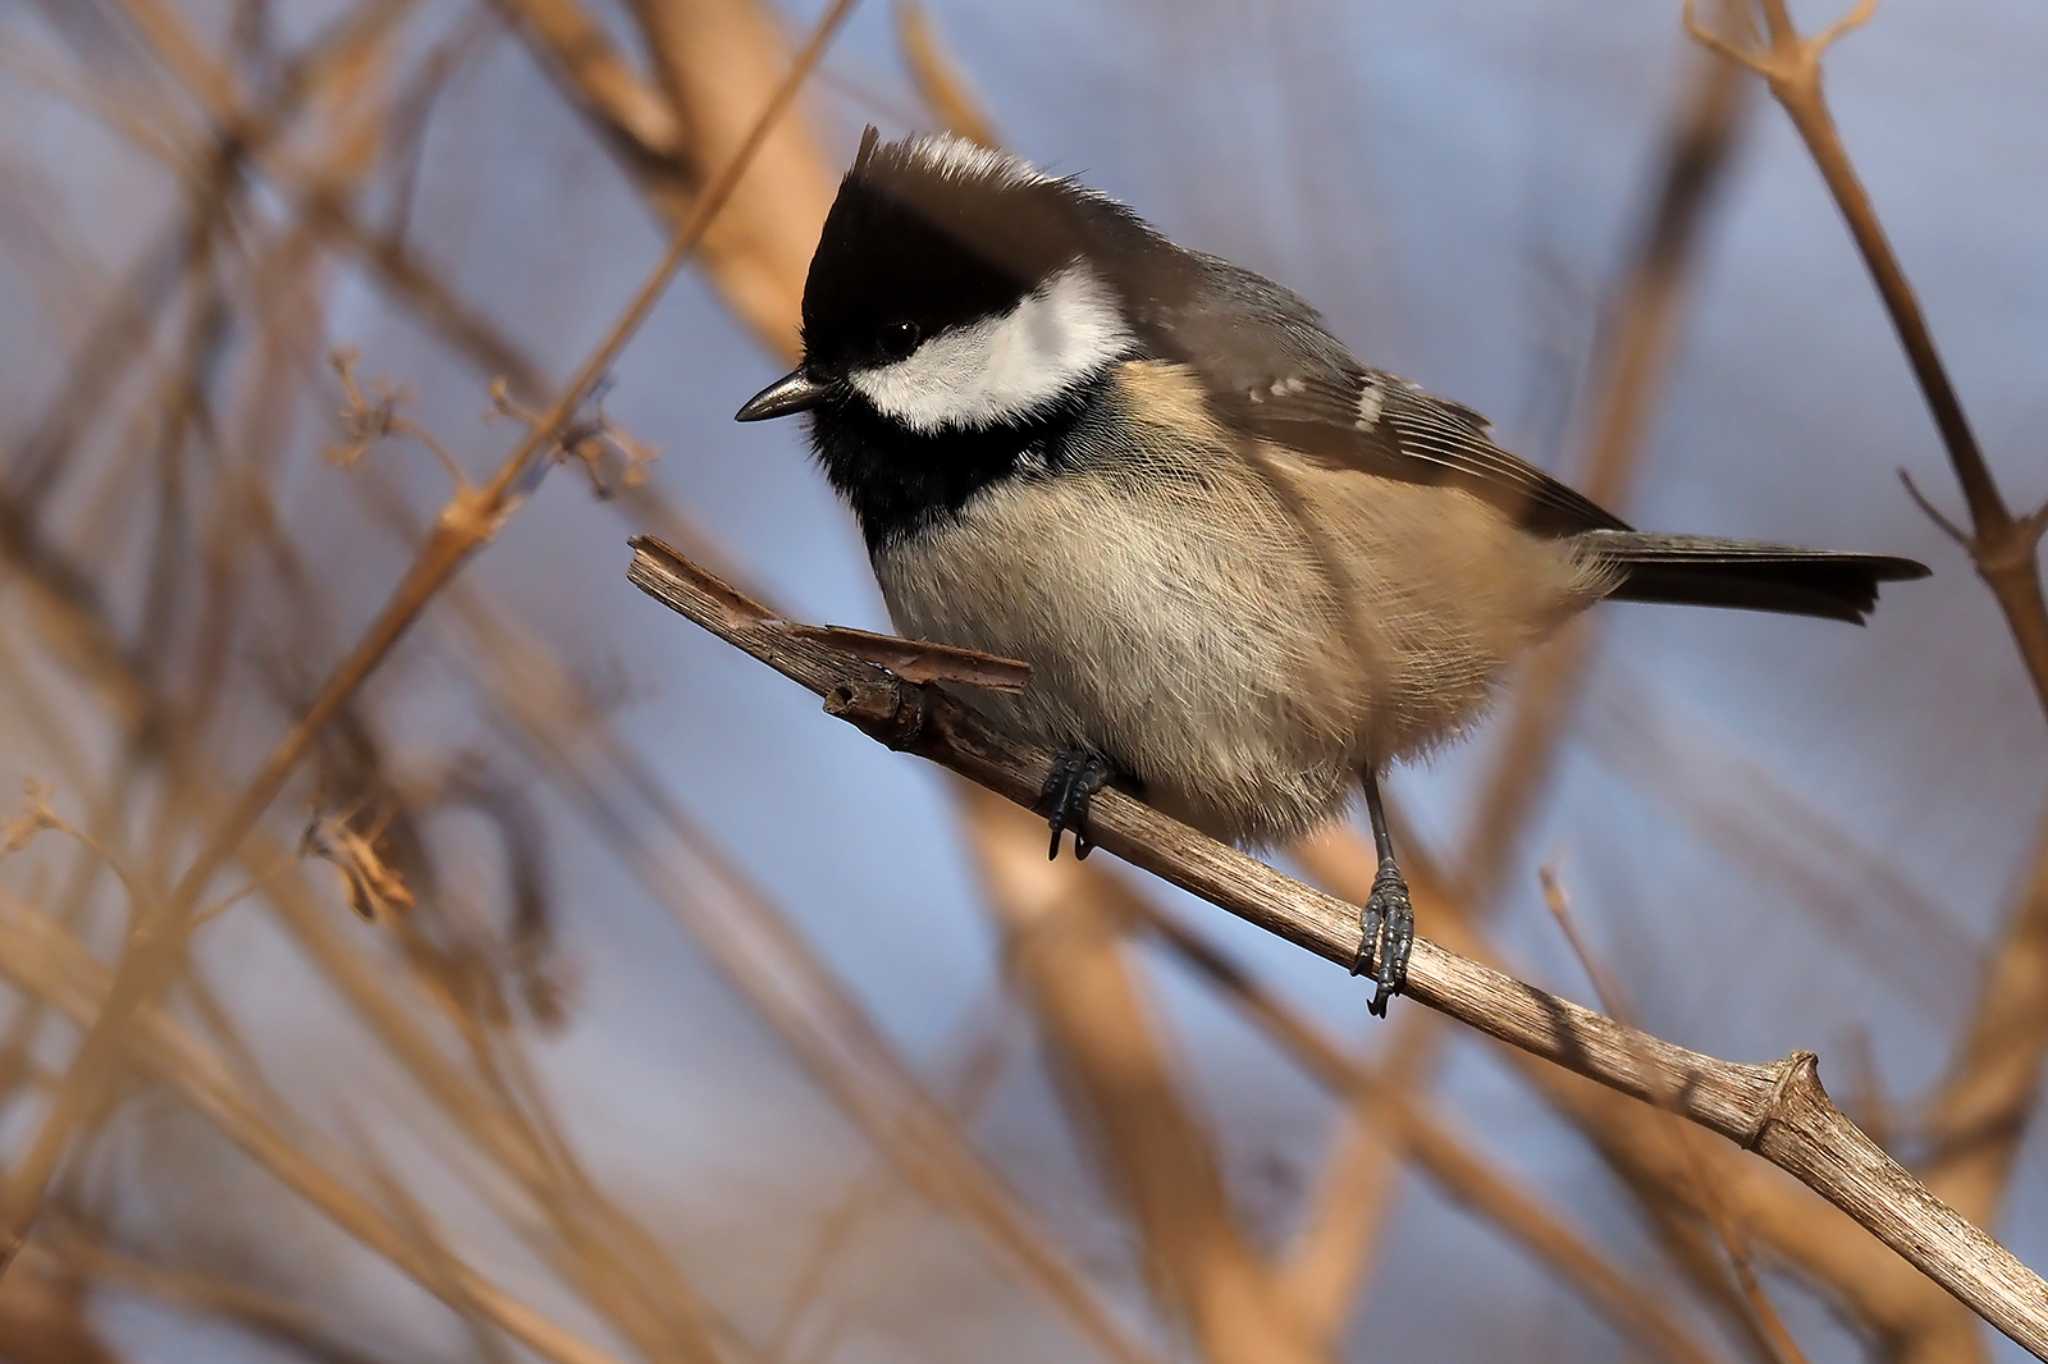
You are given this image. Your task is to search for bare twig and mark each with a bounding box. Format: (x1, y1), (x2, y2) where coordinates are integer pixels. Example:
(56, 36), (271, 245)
(1123, 885), (1730, 1364)
(896, 0), (1000, 147)
(623, 0), (840, 350)
(1540, 867), (1809, 1364)
(1683, 0), (2048, 718)
(487, 0), (682, 159)
(0, 897), (628, 1364)
(5, 0), (417, 508)
(0, 1243), (117, 1364)
(1281, 43), (1751, 1332)
(1329, 835), (1989, 1363)
(958, 785), (1323, 1363)
(0, 0), (860, 1275)
(417, 551), (1159, 1364)
(1921, 815), (2048, 1225)
(629, 534), (2048, 1359)
(1681, 14), (2048, 1360)
(42, 1221), (388, 1364)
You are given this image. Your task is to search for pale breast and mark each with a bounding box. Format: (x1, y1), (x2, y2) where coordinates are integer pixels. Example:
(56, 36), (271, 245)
(869, 419), (1609, 847)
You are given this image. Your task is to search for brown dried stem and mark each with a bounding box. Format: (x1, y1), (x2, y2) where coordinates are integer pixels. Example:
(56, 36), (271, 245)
(1330, 837), (1991, 1363)
(1921, 816), (2048, 1225)
(0, 897), (628, 1364)
(958, 786), (1323, 1363)
(1682, 9), (2048, 1352)
(418, 561), (1159, 1364)
(896, 0), (1001, 147)
(1539, 868), (1808, 1364)
(0, 0), (860, 1275)
(1121, 883), (1730, 1364)
(629, 534), (2048, 1360)
(1683, 0), (2048, 718)
(1280, 43), (1750, 1334)
(12, 15), (1151, 1354)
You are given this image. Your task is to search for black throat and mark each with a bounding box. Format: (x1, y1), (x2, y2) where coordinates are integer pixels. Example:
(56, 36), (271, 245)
(806, 374), (1113, 553)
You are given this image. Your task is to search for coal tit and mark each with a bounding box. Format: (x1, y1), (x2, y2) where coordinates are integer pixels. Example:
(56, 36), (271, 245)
(736, 129), (1928, 1012)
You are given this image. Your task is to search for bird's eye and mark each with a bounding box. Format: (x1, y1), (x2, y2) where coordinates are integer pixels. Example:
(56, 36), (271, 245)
(878, 320), (921, 361)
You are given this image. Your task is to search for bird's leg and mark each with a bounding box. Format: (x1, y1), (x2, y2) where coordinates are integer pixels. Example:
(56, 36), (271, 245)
(1352, 766), (1414, 1016)
(1039, 746), (1116, 861)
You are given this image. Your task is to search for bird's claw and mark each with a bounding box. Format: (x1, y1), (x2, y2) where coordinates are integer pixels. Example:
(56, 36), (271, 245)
(1351, 861), (1414, 1016)
(1040, 747), (1113, 860)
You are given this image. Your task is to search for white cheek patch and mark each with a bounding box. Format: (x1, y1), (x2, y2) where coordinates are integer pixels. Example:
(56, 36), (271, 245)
(847, 264), (1135, 434)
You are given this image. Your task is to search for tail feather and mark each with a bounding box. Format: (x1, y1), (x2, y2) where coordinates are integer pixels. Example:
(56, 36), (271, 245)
(1577, 531), (1930, 625)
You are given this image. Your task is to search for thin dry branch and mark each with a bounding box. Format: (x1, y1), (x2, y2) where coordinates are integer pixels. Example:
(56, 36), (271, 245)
(1280, 43), (1751, 1333)
(875, 39), (1326, 1355)
(0, 898), (628, 1364)
(5, 0), (416, 508)
(0, 620), (732, 1360)
(41, 1223), (388, 1364)
(958, 786), (1323, 1363)
(0, 0), (860, 1273)
(0, 1244), (117, 1364)
(1122, 885), (1729, 1364)
(1683, 0), (2048, 716)
(628, 534), (2048, 1361)
(1682, 9), (2048, 1352)
(403, 543), (1158, 1364)
(1922, 815), (2048, 1224)
(1539, 868), (1808, 1364)
(486, 0), (682, 159)
(623, 0), (839, 346)
(1306, 815), (1990, 1363)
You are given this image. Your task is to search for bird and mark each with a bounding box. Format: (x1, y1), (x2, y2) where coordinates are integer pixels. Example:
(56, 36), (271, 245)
(734, 128), (1929, 1014)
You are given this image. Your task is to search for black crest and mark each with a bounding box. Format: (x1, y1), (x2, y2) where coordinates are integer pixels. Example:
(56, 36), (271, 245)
(797, 130), (1154, 376)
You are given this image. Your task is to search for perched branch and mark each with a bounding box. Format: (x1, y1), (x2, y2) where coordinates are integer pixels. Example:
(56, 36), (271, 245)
(1291, 780), (1993, 1364)
(629, 533), (2048, 1360)
(486, 0), (683, 160)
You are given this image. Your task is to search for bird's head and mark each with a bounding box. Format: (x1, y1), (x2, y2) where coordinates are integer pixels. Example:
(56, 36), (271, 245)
(736, 129), (1152, 437)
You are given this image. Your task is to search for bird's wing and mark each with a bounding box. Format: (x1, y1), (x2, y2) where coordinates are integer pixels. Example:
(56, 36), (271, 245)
(1135, 253), (1627, 537)
(1216, 367), (1630, 537)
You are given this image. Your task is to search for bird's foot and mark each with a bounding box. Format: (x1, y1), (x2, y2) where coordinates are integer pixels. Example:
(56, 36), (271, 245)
(1350, 860), (1414, 1017)
(1039, 747), (1115, 861)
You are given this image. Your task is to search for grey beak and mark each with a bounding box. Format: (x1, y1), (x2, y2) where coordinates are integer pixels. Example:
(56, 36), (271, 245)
(735, 369), (833, 422)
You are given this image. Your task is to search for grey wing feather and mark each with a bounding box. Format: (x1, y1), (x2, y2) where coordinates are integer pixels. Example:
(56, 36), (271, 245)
(1150, 253), (1627, 537)
(1139, 250), (1358, 391)
(1228, 366), (1627, 536)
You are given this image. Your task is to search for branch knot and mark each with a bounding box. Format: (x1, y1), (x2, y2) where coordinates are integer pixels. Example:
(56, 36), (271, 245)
(824, 677), (929, 751)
